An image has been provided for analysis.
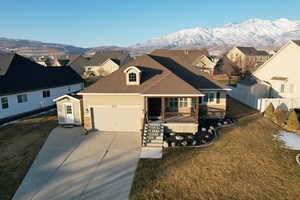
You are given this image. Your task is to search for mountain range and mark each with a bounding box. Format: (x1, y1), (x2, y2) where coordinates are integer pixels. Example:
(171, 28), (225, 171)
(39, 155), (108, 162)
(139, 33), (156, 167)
(1, 18), (300, 57)
(131, 18), (300, 55)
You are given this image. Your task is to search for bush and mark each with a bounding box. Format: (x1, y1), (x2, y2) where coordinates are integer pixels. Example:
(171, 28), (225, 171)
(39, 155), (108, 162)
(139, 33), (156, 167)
(274, 109), (289, 125)
(287, 111), (300, 130)
(265, 103), (275, 118)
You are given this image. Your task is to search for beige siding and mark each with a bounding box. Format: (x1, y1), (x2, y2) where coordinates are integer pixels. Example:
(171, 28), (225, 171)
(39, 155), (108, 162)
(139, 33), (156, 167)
(101, 59), (120, 75)
(56, 97), (82, 125)
(254, 42), (300, 98)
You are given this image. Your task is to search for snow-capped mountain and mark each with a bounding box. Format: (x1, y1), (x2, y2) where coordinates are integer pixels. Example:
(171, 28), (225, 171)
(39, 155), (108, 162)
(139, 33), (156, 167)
(131, 18), (300, 55)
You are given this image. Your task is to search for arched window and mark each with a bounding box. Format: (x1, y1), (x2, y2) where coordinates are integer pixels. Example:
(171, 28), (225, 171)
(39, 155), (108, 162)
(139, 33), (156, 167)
(128, 73), (137, 82)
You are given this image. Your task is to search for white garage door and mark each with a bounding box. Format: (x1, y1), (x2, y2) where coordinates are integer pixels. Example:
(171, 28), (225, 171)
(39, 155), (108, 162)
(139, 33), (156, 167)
(92, 105), (142, 132)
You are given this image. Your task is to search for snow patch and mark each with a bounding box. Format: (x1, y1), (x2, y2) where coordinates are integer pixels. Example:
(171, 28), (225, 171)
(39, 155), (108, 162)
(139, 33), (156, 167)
(274, 131), (300, 150)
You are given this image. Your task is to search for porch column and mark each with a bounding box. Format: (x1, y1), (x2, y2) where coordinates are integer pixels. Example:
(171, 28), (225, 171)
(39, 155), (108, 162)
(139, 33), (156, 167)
(195, 97), (199, 123)
(161, 97), (165, 122)
(144, 97), (148, 113)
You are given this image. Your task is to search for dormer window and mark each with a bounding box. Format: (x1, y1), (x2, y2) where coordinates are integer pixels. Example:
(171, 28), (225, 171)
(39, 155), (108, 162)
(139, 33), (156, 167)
(124, 66), (142, 85)
(129, 73), (137, 82)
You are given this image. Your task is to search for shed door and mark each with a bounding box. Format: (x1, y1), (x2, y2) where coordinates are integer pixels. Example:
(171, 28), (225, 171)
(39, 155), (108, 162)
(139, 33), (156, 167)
(64, 103), (74, 124)
(92, 105), (142, 132)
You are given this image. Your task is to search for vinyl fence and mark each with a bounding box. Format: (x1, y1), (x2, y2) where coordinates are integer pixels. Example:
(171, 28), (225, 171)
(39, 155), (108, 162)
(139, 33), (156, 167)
(228, 86), (300, 112)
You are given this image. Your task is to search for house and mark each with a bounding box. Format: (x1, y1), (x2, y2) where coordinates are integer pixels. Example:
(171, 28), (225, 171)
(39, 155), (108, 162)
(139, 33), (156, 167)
(226, 46), (271, 73)
(77, 51), (228, 135)
(84, 58), (120, 77)
(192, 55), (219, 76)
(83, 51), (131, 77)
(229, 40), (300, 111)
(69, 55), (90, 75)
(53, 94), (83, 125)
(0, 53), (84, 121)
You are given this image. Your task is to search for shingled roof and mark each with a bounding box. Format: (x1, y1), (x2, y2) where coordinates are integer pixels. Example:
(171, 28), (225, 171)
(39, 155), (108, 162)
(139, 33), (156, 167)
(150, 49), (225, 89)
(80, 50), (227, 96)
(236, 47), (270, 56)
(292, 40), (300, 47)
(0, 53), (83, 96)
(86, 51), (131, 66)
(69, 55), (90, 75)
(80, 54), (202, 95)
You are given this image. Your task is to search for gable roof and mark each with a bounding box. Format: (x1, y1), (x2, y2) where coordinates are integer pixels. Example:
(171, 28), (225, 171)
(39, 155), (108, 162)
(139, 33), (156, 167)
(0, 54), (83, 96)
(69, 55), (90, 75)
(53, 94), (82, 102)
(86, 51), (130, 66)
(150, 50), (225, 89)
(253, 40), (299, 76)
(236, 47), (270, 56)
(0, 53), (15, 76)
(238, 76), (259, 86)
(79, 54), (202, 96)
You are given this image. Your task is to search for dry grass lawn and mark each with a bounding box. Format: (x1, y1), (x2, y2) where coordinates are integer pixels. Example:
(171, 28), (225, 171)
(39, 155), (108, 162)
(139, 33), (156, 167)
(130, 100), (300, 200)
(0, 112), (57, 200)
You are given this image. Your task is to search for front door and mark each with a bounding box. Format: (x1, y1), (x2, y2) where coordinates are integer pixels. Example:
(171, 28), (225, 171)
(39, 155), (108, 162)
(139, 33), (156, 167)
(64, 103), (74, 124)
(148, 98), (161, 119)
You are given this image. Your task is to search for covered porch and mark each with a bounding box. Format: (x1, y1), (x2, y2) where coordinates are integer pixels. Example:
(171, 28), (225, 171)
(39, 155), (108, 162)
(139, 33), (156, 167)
(144, 96), (200, 124)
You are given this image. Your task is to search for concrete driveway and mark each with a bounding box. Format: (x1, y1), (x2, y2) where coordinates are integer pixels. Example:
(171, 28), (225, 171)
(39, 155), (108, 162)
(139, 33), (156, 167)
(13, 127), (141, 200)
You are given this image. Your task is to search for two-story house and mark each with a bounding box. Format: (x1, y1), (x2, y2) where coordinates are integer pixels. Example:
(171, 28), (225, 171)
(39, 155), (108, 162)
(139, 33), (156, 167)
(226, 46), (271, 73)
(230, 40), (300, 111)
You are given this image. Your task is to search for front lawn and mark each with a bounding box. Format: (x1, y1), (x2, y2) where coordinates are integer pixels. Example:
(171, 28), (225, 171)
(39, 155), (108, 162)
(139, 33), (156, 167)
(130, 103), (300, 199)
(0, 111), (58, 200)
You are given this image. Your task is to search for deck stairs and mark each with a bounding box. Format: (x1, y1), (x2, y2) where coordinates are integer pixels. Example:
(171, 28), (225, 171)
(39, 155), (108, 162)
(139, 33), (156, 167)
(143, 123), (164, 147)
(141, 122), (164, 159)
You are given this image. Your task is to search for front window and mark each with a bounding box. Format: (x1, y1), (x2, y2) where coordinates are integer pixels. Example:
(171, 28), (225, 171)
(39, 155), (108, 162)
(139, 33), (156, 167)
(179, 98), (188, 107)
(289, 84), (294, 94)
(209, 93), (214, 102)
(128, 73), (137, 82)
(17, 94), (28, 103)
(168, 98), (178, 107)
(66, 105), (73, 114)
(1, 97), (9, 109)
(43, 90), (51, 98)
(203, 94), (208, 103)
(280, 84), (285, 93)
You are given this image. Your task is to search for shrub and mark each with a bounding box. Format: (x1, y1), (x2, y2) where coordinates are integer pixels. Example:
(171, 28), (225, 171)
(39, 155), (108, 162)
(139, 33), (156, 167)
(274, 109), (289, 125)
(287, 111), (300, 130)
(265, 103), (275, 118)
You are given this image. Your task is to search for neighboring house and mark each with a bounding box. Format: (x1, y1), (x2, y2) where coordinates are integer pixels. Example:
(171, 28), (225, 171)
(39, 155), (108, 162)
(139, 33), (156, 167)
(192, 55), (219, 76)
(228, 40), (300, 111)
(83, 50), (131, 77)
(84, 58), (120, 77)
(77, 51), (228, 135)
(0, 53), (84, 121)
(69, 55), (90, 75)
(53, 94), (83, 125)
(226, 46), (271, 72)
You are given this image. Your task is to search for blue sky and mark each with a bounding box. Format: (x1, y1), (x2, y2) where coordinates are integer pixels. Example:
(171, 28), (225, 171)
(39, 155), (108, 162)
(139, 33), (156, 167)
(1, 0), (300, 47)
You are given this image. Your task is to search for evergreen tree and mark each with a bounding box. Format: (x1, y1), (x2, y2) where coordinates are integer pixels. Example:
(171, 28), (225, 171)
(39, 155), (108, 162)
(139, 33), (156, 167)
(287, 111), (300, 130)
(265, 103), (275, 118)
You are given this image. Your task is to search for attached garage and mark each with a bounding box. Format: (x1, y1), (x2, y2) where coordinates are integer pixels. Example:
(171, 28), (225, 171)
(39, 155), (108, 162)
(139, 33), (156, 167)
(91, 105), (143, 132)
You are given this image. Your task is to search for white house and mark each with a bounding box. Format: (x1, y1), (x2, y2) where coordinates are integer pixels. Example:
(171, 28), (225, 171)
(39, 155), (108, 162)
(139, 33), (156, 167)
(0, 53), (84, 121)
(229, 40), (300, 111)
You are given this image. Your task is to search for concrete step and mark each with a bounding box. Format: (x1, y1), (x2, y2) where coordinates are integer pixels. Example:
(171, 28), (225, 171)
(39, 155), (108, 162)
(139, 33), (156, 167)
(146, 143), (163, 147)
(150, 139), (163, 143)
